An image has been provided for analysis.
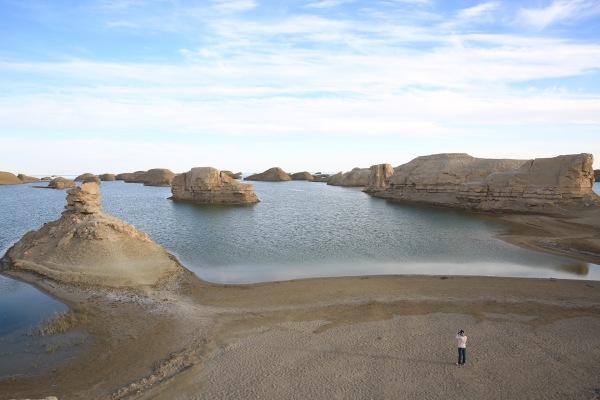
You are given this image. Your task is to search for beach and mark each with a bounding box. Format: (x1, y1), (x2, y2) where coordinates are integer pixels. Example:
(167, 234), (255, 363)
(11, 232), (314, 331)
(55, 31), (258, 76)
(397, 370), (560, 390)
(1, 270), (599, 400)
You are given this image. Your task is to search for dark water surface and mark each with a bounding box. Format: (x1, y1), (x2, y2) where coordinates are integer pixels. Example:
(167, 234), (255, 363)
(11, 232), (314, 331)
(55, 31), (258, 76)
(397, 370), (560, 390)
(0, 180), (599, 378)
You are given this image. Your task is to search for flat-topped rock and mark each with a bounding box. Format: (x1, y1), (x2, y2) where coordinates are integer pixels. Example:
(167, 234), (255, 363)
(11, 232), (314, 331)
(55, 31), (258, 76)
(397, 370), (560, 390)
(47, 177), (75, 189)
(143, 169), (175, 186)
(75, 173), (99, 183)
(291, 172), (314, 181)
(327, 167), (370, 187)
(0, 171), (22, 185)
(17, 174), (40, 183)
(99, 173), (116, 181)
(368, 153), (599, 214)
(245, 167), (291, 182)
(1, 182), (183, 287)
(171, 167), (259, 205)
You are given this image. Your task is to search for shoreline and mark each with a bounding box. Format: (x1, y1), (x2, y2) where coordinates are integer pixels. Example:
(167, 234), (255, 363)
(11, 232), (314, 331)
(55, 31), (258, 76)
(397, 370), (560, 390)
(1, 268), (599, 399)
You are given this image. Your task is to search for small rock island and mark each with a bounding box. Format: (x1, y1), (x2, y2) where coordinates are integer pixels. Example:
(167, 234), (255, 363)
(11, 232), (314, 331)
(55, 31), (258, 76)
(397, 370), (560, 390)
(245, 167), (291, 181)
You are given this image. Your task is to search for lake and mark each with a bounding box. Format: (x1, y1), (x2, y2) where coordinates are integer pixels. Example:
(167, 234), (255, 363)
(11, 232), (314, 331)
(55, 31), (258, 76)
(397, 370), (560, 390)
(0, 179), (599, 378)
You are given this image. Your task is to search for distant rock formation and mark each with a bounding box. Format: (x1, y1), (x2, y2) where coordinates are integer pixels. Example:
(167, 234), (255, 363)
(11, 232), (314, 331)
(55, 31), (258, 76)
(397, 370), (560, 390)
(40, 176), (54, 182)
(171, 167), (259, 205)
(595, 170), (600, 182)
(364, 164), (394, 193)
(245, 167), (291, 182)
(1, 182), (183, 287)
(99, 173), (116, 181)
(47, 177), (75, 189)
(75, 173), (98, 182)
(367, 153), (599, 214)
(311, 173), (330, 183)
(0, 171), (22, 185)
(327, 168), (370, 187)
(222, 171), (242, 179)
(291, 172), (314, 181)
(143, 169), (175, 187)
(120, 171), (147, 183)
(17, 174), (40, 183)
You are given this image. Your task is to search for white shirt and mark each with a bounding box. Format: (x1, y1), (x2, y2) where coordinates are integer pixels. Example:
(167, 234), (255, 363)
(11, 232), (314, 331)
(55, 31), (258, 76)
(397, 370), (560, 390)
(455, 334), (467, 348)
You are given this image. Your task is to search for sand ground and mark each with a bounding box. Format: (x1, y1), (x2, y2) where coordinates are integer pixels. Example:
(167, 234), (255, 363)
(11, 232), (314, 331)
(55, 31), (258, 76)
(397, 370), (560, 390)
(1, 272), (599, 400)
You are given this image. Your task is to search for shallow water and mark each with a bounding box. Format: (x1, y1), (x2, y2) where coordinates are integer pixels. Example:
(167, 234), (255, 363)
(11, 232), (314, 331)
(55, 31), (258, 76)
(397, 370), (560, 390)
(0, 180), (598, 378)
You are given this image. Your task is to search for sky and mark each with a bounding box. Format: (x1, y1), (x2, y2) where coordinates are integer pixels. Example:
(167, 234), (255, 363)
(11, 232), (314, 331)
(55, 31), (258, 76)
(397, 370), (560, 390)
(0, 0), (599, 174)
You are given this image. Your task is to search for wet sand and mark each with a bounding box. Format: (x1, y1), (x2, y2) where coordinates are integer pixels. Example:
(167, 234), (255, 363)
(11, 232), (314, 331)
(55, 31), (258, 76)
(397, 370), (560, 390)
(1, 269), (599, 400)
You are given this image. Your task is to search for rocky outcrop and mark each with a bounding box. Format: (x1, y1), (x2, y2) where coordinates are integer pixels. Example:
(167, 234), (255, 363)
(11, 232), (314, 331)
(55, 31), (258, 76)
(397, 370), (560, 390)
(0, 171), (22, 185)
(291, 172), (314, 181)
(17, 174), (40, 183)
(47, 177), (75, 189)
(222, 171), (242, 179)
(143, 169), (175, 187)
(364, 164), (394, 193)
(40, 176), (54, 182)
(99, 173), (116, 181)
(368, 153), (599, 214)
(1, 182), (183, 287)
(311, 173), (330, 183)
(327, 168), (370, 187)
(595, 170), (600, 182)
(75, 173), (99, 182)
(245, 167), (291, 182)
(118, 171), (147, 183)
(171, 167), (259, 205)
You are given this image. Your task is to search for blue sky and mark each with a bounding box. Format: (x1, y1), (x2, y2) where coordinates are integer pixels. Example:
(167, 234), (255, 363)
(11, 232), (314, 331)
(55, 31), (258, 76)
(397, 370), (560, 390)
(1, 0), (599, 174)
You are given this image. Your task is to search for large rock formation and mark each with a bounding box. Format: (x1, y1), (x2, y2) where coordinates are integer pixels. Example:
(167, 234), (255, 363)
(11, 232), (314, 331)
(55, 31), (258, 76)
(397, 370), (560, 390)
(171, 167), (259, 205)
(0, 171), (22, 185)
(1, 182), (182, 287)
(364, 164), (394, 193)
(143, 169), (175, 187)
(222, 170), (242, 179)
(47, 177), (75, 189)
(75, 173), (99, 183)
(595, 170), (600, 182)
(368, 153), (599, 214)
(327, 168), (370, 187)
(99, 173), (116, 181)
(17, 174), (40, 183)
(291, 171), (314, 181)
(245, 167), (291, 182)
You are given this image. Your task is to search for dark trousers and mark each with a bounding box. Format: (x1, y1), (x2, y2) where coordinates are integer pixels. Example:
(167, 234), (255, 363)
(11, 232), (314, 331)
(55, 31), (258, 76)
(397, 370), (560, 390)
(458, 348), (466, 365)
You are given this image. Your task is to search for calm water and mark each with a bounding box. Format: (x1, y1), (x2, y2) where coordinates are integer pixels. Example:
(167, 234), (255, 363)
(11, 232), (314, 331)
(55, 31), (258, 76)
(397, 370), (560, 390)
(0, 180), (599, 377)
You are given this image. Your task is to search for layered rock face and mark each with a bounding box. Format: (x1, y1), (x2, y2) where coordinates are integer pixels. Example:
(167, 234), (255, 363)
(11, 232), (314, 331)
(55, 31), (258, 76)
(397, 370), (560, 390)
(1, 182), (182, 287)
(291, 171), (314, 181)
(364, 164), (394, 193)
(327, 168), (370, 187)
(171, 167), (259, 204)
(75, 173), (99, 183)
(17, 174), (40, 183)
(245, 167), (291, 182)
(0, 171), (22, 185)
(143, 168), (175, 186)
(368, 153), (598, 213)
(99, 173), (116, 181)
(47, 177), (75, 189)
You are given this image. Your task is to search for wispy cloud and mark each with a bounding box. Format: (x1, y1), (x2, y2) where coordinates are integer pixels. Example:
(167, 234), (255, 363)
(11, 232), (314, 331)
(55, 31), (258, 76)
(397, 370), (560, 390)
(517, 0), (600, 30)
(306, 0), (355, 8)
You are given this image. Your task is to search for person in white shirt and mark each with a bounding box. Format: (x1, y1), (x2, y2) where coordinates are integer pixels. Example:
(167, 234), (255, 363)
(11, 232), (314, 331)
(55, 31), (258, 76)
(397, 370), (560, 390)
(455, 330), (467, 366)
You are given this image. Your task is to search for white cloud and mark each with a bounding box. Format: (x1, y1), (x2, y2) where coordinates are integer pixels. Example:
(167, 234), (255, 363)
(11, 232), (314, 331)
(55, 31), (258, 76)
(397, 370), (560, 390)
(306, 0), (355, 8)
(517, 0), (600, 30)
(211, 0), (257, 13)
(457, 1), (500, 20)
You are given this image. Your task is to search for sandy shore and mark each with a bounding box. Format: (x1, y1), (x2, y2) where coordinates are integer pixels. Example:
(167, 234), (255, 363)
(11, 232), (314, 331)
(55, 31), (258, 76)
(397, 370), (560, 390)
(1, 269), (599, 400)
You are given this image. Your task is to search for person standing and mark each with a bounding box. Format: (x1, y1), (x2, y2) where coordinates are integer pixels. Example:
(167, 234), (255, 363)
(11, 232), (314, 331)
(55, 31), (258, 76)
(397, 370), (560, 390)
(455, 330), (467, 366)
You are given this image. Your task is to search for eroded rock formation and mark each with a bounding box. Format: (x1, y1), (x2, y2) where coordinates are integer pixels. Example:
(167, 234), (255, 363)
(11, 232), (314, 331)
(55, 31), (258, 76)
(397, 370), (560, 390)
(222, 171), (242, 179)
(595, 170), (600, 182)
(0, 171), (22, 185)
(143, 169), (175, 187)
(47, 177), (75, 189)
(364, 164), (394, 193)
(245, 167), (291, 182)
(171, 167), (259, 204)
(75, 173), (99, 183)
(327, 168), (370, 187)
(368, 153), (598, 214)
(100, 173), (116, 181)
(1, 182), (182, 287)
(291, 172), (314, 181)
(17, 174), (40, 183)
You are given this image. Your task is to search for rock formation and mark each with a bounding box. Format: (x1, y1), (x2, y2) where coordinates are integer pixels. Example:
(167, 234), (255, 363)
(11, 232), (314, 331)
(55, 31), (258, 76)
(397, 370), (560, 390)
(99, 173), (116, 181)
(17, 174), (40, 183)
(47, 177), (76, 189)
(327, 168), (370, 187)
(311, 173), (330, 183)
(364, 164), (394, 193)
(595, 169), (600, 182)
(222, 171), (242, 179)
(245, 167), (291, 182)
(291, 172), (314, 181)
(143, 169), (175, 187)
(75, 173), (99, 182)
(40, 176), (53, 182)
(0, 171), (22, 185)
(1, 182), (182, 287)
(171, 167), (259, 205)
(119, 171), (147, 183)
(367, 153), (599, 214)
